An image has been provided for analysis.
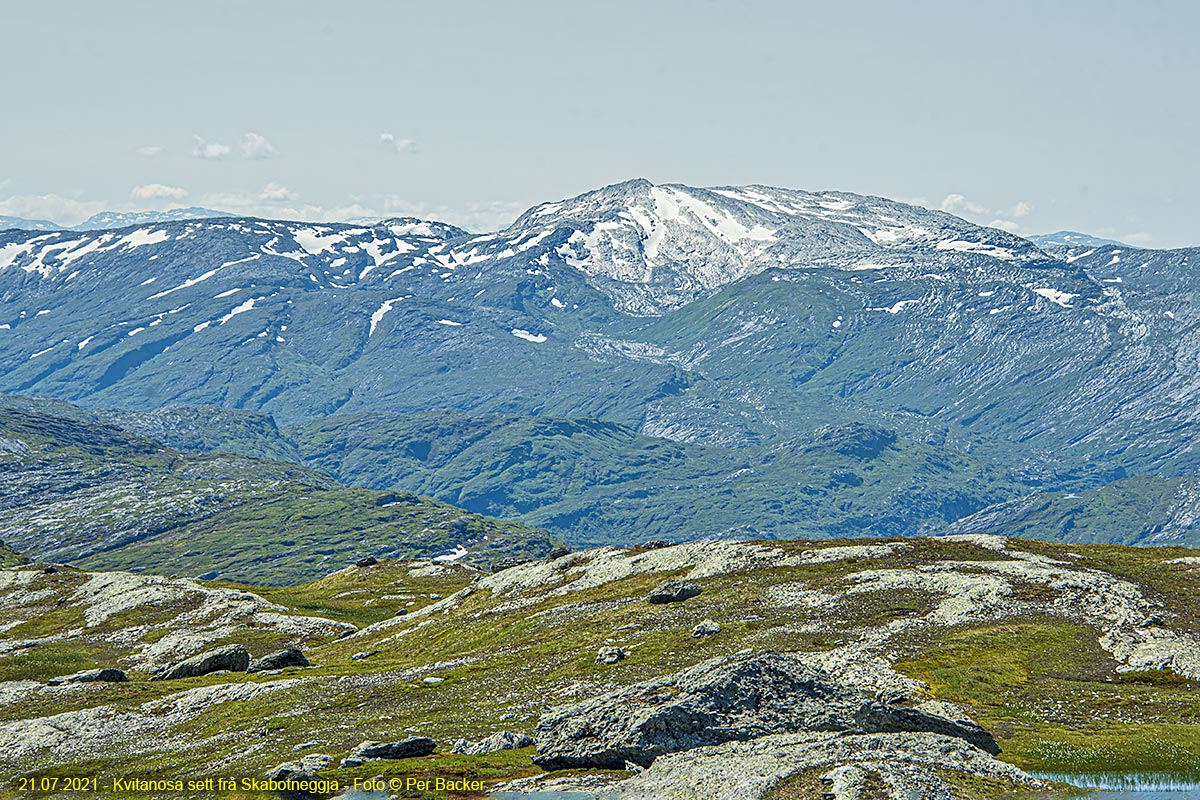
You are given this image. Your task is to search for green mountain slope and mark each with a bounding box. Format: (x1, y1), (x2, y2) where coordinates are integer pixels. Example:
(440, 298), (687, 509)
(288, 412), (1022, 546)
(0, 404), (555, 584)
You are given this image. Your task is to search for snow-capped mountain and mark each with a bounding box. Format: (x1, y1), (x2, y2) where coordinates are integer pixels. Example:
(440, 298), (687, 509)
(0, 180), (1196, 484)
(73, 207), (232, 230)
(455, 179), (1051, 314)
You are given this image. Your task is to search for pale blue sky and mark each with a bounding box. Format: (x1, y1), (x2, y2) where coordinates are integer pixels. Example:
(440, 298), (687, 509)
(1, 0), (1196, 246)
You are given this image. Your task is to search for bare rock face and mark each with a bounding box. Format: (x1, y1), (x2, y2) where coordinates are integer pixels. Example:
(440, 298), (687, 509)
(247, 647), (309, 673)
(149, 644), (249, 681)
(604, 732), (1041, 800)
(532, 651), (998, 771)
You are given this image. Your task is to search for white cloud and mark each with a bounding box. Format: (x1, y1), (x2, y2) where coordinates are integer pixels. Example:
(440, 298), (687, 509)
(986, 218), (1021, 233)
(241, 132), (276, 160)
(1009, 201), (1034, 218)
(1119, 231), (1155, 246)
(0, 193), (108, 226)
(939, 193), (988, 216)
(940, 193), (1035, 235)
(193, 136), (232, 160)
(258, 182), (295, 201)
(131, 183), (188, 201)
(137, 145), (164, 157)
(379, 132), (417, 154)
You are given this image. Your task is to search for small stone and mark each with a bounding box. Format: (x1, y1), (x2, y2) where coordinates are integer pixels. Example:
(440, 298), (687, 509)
(352, 650), (381, 661)
(293, 741), (319, 751)
(547, 546), (571, 560)
(647, 581), (702, 604)
(492, 557), (532, 572)
(640, 541), (674, 550)
(356, 556), (379, 568)
(339, 757), (364, 768)
(692, 620), (720, 638)
(422, 676), (444, 684)
(395, 608), (408, 616)
(42, 565), (58, 574)
(499, 712), (517, 721)
(428, 593), (443, 600)
(596, 647), (627, 665)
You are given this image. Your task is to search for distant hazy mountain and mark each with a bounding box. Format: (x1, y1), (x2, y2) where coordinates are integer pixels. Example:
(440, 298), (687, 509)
(0, 214), (63, 231)
(74, 207), (231, 230)
(1029, 230), (1132, 249)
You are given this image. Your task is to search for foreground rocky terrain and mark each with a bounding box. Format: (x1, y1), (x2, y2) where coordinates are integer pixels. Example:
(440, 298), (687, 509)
(4, 534), (1200, 798)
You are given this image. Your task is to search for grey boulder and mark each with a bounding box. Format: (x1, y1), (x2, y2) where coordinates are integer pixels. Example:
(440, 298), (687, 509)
(247, 647), (309, 673)
(648, 581), (702, 604)
(451, 731), (535, 755)
(47, 668), (128, 686)
(150, 644), (250, 681)
(692, 620), (721, 637)
(532, 650), (999, 771)
(348, 737), (436, 760)
(596, 647), (628, 665)
(265, 754), (331, 782)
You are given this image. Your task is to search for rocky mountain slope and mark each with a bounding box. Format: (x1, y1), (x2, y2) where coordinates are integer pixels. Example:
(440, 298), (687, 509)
(5, 535), (1200, 798)
(0, 399), (555, 583)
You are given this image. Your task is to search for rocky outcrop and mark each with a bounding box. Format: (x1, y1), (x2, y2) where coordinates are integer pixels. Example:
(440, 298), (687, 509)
(532, 651), (998, 770)
(47, 668), (128, 686)
(247, 647), (309, 673)
(150, 644), (249, 681)
(451, 731), (534, 755)
(647, 581), (702, 604)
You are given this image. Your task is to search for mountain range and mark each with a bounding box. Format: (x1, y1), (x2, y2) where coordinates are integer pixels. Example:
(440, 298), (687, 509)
(2, 179), (1198, 550)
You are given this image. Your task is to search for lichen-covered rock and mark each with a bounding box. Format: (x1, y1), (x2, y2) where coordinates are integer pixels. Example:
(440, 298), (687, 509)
(247, 647), (309, 673)
(532, 651), (998, 770)
(451, 731), (534, 755)
(647, 580), (702, 604)
(692, 620), (720, 638)
(47, 668), (128, 686)
(150, 644), (249, 681)
(348, 737), (436, 760)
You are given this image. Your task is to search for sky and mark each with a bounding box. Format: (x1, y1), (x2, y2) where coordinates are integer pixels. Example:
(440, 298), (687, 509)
(1, 0), (1197, 246)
